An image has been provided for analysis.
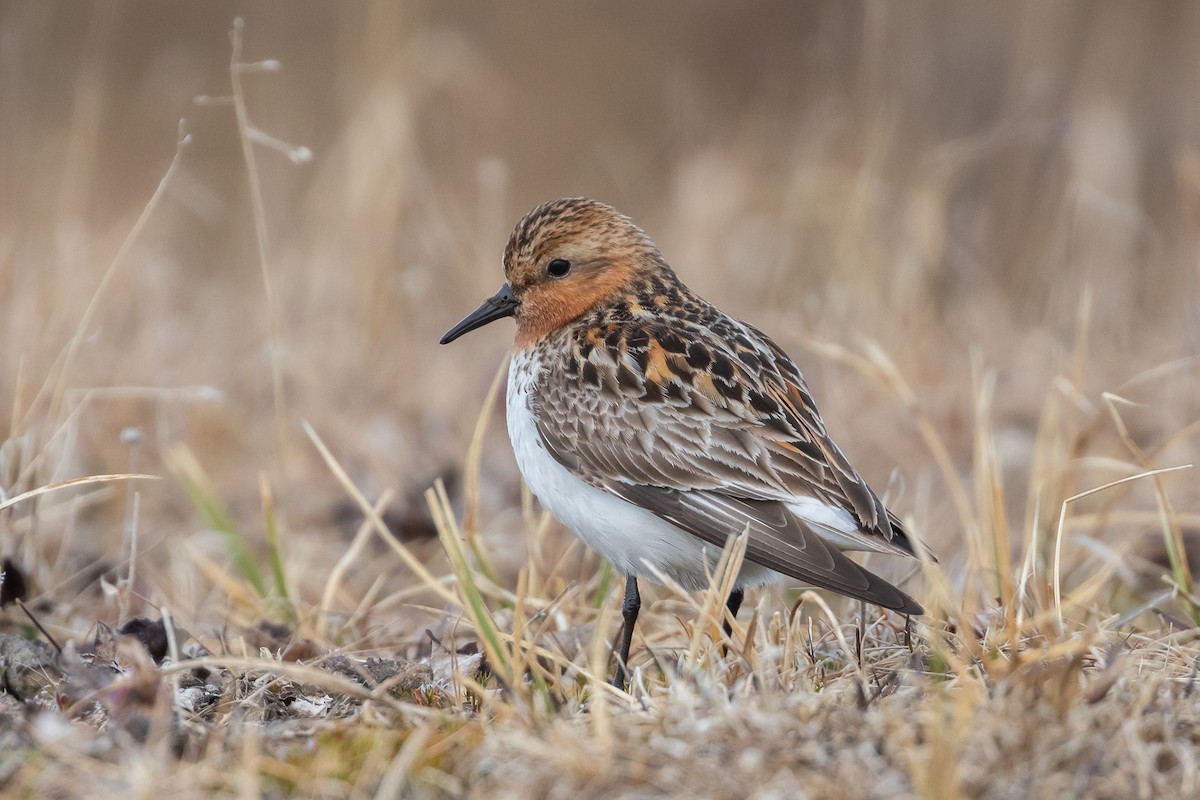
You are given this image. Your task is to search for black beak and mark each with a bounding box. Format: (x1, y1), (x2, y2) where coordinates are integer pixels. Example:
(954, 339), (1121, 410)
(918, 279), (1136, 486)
(439, 283), (518, 344)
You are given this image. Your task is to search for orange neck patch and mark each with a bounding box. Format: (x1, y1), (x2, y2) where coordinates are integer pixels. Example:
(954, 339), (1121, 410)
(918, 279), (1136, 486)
(515, 259), (635, 346)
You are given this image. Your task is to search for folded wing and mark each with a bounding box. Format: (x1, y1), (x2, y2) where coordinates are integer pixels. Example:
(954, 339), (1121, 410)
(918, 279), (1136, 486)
(607, 484), (923, 614)
(532, 312), (929, 612)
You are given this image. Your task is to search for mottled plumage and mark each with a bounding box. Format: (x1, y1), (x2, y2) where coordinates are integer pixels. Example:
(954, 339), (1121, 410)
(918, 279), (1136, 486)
(442, 197), (930, 684)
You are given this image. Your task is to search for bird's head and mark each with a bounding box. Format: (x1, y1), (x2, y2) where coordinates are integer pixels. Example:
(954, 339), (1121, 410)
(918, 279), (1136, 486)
(440, 197), (671, 347)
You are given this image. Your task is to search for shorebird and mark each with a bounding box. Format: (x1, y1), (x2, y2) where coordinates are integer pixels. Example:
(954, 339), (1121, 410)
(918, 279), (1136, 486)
(441, 197), (928, 686)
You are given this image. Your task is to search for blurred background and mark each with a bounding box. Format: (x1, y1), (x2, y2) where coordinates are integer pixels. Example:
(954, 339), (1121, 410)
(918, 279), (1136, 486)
(2, 2), (1198, 636)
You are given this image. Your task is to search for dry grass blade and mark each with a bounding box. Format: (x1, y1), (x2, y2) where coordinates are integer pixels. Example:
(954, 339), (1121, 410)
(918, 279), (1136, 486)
(685, 529), (748, 669)
(42, 129), (190, 443)
(303, 421), (458, 606)
(1053, 464), (1194, 632)
(0, 473), (159, 514)
(460, 357), (510, 585)
(371, 722), (435, 799)
(317, 489), (393, 641)
(157, 657), (436, 719)
(426, 478), (511, 681)
(229, 17), (289, 465)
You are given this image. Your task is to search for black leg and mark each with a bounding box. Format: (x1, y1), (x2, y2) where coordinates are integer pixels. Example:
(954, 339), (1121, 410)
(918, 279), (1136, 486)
(612, 574), (640, 688)
(723, 588), (744, 639)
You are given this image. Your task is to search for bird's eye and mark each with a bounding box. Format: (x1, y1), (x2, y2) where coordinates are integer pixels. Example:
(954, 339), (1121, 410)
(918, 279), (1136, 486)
(547, 258), (571, 278)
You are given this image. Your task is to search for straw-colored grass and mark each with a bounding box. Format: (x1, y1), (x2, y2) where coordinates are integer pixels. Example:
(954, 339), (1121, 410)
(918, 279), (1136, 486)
(2, 4), (1200, 799)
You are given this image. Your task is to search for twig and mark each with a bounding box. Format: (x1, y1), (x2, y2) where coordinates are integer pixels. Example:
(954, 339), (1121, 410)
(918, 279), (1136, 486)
(16, 599), (63, 654)
(229, 17), (289, 468)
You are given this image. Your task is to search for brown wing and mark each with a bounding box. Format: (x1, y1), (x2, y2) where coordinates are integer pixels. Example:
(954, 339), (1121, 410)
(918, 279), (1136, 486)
(534, 313), (924, 556)
(532, 312), (926, 612)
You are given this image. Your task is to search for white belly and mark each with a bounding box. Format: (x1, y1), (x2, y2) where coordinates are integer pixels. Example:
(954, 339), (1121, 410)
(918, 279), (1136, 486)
(506, 350), (779, 591)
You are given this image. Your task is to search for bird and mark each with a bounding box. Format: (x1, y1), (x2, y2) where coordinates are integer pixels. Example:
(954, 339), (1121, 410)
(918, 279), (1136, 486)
(440, 197), (930, 687)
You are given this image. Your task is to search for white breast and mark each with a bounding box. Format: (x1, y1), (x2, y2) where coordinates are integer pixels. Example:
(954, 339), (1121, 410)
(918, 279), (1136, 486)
(505, 349), (778, 590)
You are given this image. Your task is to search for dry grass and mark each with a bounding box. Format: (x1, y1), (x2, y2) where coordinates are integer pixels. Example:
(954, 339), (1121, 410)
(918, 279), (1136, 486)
(2, 3), (1200, 798)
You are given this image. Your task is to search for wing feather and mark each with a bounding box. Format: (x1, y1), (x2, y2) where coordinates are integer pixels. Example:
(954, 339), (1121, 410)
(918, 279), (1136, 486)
(535, 317), (923, 550)
(530, 308), (932, 609)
